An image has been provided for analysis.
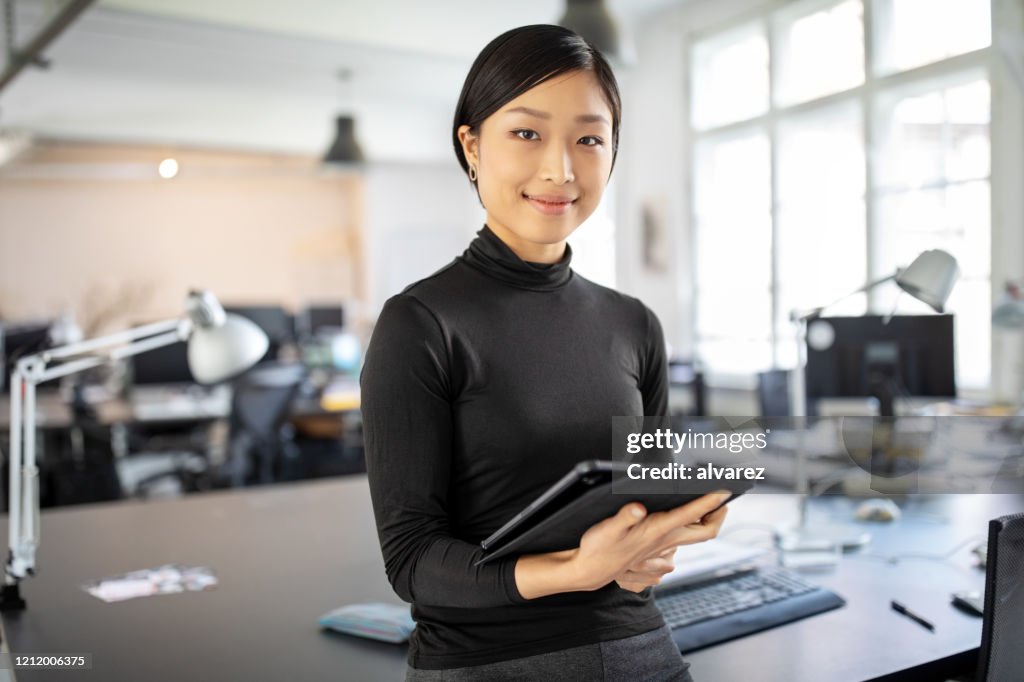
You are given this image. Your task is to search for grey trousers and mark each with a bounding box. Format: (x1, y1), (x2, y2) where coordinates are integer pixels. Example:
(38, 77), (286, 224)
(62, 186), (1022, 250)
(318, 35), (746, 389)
(405, 625), (694, 682)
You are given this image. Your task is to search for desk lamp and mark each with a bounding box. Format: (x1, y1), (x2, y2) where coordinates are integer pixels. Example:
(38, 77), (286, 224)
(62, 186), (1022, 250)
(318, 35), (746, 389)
(779, 249), (960, 560)
(2, 290), (268, 611)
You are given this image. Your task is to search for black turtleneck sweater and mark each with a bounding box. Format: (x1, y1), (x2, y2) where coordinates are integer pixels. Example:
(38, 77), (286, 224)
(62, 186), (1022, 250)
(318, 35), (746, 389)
(360, 225), (669, 670)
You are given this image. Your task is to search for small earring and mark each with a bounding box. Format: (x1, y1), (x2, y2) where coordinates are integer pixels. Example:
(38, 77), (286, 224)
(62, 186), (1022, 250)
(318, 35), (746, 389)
(468, 165), (477, 182)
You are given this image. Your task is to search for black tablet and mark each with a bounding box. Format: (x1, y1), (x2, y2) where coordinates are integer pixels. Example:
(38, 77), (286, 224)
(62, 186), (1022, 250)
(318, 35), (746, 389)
(476, 459), (752, 565)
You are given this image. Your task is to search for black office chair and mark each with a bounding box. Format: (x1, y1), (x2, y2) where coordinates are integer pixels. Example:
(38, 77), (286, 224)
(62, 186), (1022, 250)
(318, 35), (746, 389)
(976, 512), (1024, 681)
(757, 369), (791, 417)
(668, 359), (706, 416)
(223, 361), (306, 486)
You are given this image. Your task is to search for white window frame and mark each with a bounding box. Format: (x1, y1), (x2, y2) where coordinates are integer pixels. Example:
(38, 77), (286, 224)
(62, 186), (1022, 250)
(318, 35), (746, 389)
(684, 0), (1019, 397)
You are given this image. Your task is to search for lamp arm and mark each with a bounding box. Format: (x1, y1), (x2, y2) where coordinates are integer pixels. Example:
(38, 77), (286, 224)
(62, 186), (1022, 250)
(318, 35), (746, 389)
(791, 273), (897, 322)
(5, 321), (187, 592)
(40, 318), (181, 363)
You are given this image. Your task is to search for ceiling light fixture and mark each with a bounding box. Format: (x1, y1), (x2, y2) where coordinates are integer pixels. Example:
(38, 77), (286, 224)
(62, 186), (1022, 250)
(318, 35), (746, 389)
(323, 68), (365, 165)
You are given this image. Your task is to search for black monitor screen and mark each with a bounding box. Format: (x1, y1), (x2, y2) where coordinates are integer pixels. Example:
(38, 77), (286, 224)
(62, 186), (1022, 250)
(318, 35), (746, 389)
(300, 305), (345, 337)
(805, 314), (956, 415)
(130, 342), (194, 385)
(2, 323), (52, 391)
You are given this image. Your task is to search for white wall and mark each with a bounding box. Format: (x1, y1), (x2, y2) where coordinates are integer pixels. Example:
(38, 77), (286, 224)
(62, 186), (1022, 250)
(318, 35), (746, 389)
(362, 162), (484, 317)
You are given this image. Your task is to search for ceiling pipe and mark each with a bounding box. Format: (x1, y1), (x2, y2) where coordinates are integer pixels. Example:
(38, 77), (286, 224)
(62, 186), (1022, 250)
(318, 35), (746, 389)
(1, 0), (95, 93)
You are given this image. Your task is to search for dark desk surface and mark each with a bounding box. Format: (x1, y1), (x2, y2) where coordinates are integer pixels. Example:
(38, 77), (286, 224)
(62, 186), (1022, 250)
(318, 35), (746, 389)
(1, 478), (1021, 682)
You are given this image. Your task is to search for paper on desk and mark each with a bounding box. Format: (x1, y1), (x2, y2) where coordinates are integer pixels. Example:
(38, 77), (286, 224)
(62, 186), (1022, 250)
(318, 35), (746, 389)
(83, 564), (218, 603)
(659, 540), (768, 588)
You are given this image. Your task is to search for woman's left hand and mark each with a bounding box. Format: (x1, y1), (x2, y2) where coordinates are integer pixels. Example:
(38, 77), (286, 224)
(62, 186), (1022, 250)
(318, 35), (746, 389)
(614, 546), (678, 593)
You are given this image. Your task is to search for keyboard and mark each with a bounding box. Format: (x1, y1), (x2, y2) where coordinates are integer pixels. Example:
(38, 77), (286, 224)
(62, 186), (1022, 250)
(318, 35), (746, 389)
(655, 565), (845, 652)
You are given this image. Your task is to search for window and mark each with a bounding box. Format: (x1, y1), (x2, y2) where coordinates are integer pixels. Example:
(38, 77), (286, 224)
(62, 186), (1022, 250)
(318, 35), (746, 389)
(873, 0), (991, 76)
(773, 0), (865, 106)
(691, 22), (770, 130)
(690, 0), (993, 390)
(694, 129), (773, 373)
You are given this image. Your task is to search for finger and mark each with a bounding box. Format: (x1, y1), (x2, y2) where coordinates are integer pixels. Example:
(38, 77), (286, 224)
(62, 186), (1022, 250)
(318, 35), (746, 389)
(649, 492), (732, 535)
(698, 503), (729, 529)
(660, 507), (729, 547)
(585, 503), (648, 545)
(615, 502), (647, 529)
(631, 557), (675, 574)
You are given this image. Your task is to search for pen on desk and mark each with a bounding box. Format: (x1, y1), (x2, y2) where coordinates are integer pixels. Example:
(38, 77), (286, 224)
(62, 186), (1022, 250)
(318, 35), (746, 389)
(891, 600), (935, 632)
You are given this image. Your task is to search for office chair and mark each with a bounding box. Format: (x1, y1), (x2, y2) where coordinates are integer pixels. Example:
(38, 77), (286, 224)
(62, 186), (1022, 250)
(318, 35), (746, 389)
(668, 359), (706, 416)
(224, 361), (306, 486)
(976, 512), (1024, 682)
(757, 369), (791, 417)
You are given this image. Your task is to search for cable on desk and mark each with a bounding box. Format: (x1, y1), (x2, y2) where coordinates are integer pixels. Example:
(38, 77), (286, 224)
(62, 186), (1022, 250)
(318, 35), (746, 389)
(845, 534), (985, 567)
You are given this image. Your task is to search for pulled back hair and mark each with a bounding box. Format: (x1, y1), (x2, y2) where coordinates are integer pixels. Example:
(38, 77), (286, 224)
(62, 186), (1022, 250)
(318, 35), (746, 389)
(452, 24), (622, 188)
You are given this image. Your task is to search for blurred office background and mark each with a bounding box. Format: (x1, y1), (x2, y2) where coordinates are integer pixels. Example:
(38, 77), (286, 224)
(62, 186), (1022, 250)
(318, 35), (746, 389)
(1, 0), (1022, 506)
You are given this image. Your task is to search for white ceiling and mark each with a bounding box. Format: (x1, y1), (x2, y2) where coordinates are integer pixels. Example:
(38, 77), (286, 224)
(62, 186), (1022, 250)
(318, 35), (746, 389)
(0, 0), (689, 160)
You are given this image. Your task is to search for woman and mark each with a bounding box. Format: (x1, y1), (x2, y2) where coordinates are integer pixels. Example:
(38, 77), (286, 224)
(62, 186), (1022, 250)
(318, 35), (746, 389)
(361, 24), (728, 681)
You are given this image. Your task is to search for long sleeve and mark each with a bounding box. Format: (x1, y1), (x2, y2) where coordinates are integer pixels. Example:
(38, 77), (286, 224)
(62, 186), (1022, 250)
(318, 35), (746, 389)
(639, 305), (669, 416)
(360, 294), (526, 609)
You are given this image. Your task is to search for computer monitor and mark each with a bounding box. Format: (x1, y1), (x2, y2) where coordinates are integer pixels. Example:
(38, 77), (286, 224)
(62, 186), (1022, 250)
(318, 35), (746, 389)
(130, 341), (195, 386)
(223, 305), (294, 362)
(297, 305), (345, 339)
(1, 322), (52, 393)
(804, 314), (956, 416)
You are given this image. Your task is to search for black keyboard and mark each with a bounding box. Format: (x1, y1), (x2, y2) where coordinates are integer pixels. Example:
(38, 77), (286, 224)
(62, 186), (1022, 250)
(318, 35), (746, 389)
(655, 565), (845, 652)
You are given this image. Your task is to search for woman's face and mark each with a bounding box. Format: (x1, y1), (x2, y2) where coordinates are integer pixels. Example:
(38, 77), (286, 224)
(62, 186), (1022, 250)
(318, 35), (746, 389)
(458, 69), (615, 263)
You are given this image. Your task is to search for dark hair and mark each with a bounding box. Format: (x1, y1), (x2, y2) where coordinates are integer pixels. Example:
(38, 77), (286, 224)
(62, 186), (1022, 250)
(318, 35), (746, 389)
(452, 24), (622, 188)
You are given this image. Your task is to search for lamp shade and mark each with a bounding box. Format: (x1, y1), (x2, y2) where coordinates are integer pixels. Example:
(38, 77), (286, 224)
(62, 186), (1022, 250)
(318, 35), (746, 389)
(323, 115), (365, 164)
(557, 0), (622, 62)
(895, 249), (960, 312)
(183, 291), (268, 384)
(187, 315), (268, 384)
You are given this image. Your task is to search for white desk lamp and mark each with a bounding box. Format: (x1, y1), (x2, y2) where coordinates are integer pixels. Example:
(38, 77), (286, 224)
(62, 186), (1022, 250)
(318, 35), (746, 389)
(779, 249), (960, 560)
(2, 290), (268, 610)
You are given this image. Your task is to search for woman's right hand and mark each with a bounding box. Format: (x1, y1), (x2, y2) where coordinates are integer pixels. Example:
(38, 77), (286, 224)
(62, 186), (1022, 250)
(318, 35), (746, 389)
(571, 492), (731, 592)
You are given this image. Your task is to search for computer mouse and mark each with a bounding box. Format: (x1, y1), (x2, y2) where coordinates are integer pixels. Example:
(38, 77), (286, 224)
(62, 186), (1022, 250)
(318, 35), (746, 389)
(853, 498), (901, 522)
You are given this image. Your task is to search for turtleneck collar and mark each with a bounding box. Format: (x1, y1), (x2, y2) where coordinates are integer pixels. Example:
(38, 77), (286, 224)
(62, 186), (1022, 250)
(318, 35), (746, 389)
(460, 224), (573, 291)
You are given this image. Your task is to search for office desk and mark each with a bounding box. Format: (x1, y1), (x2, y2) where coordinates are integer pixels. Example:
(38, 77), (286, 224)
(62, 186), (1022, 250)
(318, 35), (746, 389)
(1, 478), (1021, 682)
(1, 477), (407, 681)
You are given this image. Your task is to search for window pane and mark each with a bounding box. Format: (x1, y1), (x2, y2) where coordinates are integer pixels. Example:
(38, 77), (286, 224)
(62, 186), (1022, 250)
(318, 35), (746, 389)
(694, 130), (772, 373)
(874, 75), (989, 190)
(873, 0), (991, 76)
(697, 338), (774, 375)
(694, 131), (772, 289)
(691, 23), (769, 130)
(874, 181), (990, 280)
(776, 102), (867, 347)
(697, 289), (773, 339)
(774, 0), (865, 106)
